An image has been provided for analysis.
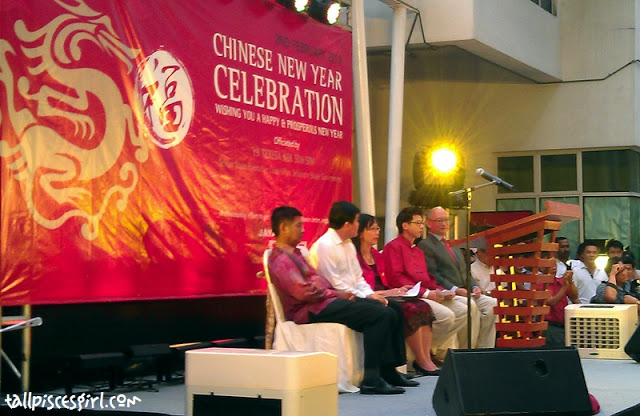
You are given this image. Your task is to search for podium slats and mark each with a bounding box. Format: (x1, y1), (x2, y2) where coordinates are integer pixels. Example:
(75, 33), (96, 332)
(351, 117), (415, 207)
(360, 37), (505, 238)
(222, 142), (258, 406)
(496, 337), (547, 348)
(490, 257), (556, 268)
(491, 290), (552, 300)
(488, 242), (558, 256)
(490, 274), (555, 284)
(493, 306), (550, 316)
(496, 322), (549, 332)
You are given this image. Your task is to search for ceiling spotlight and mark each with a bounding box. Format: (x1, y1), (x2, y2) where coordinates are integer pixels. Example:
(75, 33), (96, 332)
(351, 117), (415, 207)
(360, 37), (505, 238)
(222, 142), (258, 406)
(308, 0), (341, 25)
(276, 0), (310, 12)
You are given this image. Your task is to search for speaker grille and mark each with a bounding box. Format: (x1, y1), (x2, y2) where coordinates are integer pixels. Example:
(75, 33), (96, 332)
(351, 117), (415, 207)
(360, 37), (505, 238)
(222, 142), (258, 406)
(568, 316), (621, 349)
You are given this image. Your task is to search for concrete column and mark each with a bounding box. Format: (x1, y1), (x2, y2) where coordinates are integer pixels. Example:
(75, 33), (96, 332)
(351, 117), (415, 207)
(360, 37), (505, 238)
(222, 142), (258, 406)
(352, 0), (376, 215)
(384, 5), (408, 243)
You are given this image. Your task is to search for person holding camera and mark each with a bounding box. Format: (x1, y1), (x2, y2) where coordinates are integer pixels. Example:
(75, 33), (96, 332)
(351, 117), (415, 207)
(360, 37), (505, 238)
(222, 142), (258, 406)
(535, 246), (579, 348)
(591, 253), (640, 312)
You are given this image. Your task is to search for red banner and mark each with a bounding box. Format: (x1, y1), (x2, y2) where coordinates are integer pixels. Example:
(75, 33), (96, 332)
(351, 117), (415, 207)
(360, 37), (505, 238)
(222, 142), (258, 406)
(0, 0), (353, 305)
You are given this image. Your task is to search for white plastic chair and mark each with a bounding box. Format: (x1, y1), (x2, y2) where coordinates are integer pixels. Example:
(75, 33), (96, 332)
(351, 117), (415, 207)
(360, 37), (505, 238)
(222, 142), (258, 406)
(263, 249), (364, 393)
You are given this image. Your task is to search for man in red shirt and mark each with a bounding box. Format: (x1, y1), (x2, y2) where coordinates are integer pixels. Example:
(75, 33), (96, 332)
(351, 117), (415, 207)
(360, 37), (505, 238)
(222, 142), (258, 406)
(536, 260), (576, 348)
(268, 206), (414, 394)
(383, 206), (467, 358)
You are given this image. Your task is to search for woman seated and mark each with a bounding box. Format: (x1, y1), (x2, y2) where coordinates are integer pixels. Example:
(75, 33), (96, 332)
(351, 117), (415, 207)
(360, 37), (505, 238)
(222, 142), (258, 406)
(591, 253), (640, 312)
(352, 214), (439, 375)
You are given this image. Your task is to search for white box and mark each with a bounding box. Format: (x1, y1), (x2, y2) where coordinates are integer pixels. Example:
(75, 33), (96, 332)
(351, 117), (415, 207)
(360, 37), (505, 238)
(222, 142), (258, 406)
(185, 347), (337, 416)
(565, 304), (639, 359)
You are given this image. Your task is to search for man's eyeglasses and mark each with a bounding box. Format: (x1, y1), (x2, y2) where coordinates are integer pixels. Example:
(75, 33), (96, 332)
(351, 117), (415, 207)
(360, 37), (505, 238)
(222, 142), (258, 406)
(409, 221), (424, 226)
(428, 218), (450, 223)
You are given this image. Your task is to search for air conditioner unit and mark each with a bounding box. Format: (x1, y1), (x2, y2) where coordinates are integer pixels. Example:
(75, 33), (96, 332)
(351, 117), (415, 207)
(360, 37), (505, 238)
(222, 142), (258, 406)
(565, 304), (639, 360)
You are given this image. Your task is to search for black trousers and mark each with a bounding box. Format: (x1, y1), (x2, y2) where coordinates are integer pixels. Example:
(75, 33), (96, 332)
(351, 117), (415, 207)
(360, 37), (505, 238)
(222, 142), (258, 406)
(543, 323), (566, 349)
(309, 297), (406, 370)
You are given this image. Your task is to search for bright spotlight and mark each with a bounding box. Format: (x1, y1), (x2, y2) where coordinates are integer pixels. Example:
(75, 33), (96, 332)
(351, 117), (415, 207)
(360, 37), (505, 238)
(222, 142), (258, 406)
(410, 144), (465, 208)
(595, 255), (608, 272)
(308, 0), (341, 25)
(277, 0), (310, 12)
(430, 148), (457, 175)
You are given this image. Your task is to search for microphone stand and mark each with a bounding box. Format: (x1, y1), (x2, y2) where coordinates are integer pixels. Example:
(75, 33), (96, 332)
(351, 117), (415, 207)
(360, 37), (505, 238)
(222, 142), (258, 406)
(449, 180), (496, 349)
(0, 317), (43, 380)
(0, 318), (43, 334)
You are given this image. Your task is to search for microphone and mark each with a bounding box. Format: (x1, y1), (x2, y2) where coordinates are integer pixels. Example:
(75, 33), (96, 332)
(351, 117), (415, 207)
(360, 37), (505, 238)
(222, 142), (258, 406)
(475, 168), (516, 191)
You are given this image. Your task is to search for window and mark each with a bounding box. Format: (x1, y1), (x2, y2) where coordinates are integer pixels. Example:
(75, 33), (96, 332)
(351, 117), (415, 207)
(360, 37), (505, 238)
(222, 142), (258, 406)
(495, 149), (640, 260)
(584, 197), (631, 242)
(541, 154), (577, 192)
(497, 156), (533, 193)
(582, 150), (640, 192)
(529, 0), (556, 15)
(497, 198), (536, 213)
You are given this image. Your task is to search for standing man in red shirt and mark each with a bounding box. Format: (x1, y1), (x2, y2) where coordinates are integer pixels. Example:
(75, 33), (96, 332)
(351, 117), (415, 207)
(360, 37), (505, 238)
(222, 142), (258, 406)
(537, 239), (577, 348)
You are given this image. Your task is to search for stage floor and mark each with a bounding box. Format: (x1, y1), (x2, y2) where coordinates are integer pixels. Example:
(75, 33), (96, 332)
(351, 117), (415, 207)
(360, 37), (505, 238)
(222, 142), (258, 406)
(48, 357), (639, 416)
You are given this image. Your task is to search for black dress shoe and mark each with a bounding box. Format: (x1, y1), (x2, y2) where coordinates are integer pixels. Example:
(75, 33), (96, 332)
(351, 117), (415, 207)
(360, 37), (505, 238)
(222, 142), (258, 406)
(359, 379), (406, 395)
(382, 371), (420, 387)
(413, 360), (441, 376)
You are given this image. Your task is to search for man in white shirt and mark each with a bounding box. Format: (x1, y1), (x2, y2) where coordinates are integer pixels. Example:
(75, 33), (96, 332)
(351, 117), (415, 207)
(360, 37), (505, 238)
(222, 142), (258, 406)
(310, 202), (381, 300)
(555, 237), (580, 304)
(310, 201), (417, 389)
(572, 240), (607, 304)
(470, 247), (497, 296)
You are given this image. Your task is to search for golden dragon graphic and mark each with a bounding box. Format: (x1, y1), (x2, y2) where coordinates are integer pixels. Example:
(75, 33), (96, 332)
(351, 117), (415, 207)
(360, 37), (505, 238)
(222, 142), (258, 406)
(0, 0), (148, 240)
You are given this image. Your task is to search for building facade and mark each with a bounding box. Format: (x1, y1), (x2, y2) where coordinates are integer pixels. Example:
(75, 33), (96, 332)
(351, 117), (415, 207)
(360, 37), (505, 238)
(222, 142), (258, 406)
(360, 0), (640, 255)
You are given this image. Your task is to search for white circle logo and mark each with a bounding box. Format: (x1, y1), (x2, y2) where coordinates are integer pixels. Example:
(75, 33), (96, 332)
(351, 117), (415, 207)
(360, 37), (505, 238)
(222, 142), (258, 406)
(136, 50), (194, 149)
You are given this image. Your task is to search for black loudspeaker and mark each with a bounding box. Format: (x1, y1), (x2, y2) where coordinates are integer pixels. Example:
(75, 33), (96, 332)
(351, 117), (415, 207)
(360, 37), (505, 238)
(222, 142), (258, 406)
(433, 348), (592, 416)
(624, 323), (640, 362)
(611, 402), (640, 416)
(193, 394), (281, 416)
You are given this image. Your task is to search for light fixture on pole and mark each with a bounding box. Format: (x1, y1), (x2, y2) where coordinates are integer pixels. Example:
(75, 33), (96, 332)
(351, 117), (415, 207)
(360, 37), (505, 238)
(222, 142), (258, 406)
(276, 0), (310, 12)
(307, 0), (342, 25)
(409, 144), (465, 209)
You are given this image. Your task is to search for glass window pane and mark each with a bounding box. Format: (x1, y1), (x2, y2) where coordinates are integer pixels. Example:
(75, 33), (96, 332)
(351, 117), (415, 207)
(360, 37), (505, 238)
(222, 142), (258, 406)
(540, 197), (580, 258)
(540, 0), (552, 13)
(630, 198), (640, 261)
(498, 156), (534, 193)
(582, 150), (640, 192)
(541, 154), (577, 192)
(497, 198), (536, 213)
(584, 197), (631, 245)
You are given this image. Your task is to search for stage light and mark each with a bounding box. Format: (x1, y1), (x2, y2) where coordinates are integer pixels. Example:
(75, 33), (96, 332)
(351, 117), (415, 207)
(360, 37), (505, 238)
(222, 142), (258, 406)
(430, 147), (457, 175)
(276, 0), (310, 12)
(409, 144), (465, 208)
(307, 0), (341, 25)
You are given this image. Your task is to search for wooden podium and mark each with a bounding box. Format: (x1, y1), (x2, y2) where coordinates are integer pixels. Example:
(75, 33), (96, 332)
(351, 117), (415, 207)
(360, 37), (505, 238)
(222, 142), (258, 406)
(451, 201), (582, 348)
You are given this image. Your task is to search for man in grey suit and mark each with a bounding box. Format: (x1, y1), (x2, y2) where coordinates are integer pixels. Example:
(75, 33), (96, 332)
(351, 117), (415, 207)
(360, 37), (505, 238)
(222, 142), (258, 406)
(418, 206), (497, 348)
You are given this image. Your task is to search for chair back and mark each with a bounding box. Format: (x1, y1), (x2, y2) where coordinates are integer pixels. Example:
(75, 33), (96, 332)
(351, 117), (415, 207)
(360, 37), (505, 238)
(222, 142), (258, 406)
(263, 249), (286, 323)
